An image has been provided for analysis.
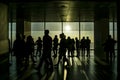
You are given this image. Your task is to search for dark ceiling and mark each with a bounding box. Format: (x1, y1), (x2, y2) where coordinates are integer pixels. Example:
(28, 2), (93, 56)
(8, 1), (117, 22)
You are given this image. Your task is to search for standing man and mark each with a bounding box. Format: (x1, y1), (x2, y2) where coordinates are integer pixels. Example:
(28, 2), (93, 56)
(55, 33), (70, 68)
(103, 35), (116, 62)
(80, 37), (86, 57)
(75, 37), (80, 57)
(36, 30), (53, 74)
(53, 35), (59, 58)
(85, 36), (91, 57)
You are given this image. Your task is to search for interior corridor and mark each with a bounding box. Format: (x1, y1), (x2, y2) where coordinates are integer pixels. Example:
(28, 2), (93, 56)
(0, 0), (119, 80)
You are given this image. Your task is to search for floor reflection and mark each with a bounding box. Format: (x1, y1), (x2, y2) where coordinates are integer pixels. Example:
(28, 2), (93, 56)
(9, 51), (117, 80)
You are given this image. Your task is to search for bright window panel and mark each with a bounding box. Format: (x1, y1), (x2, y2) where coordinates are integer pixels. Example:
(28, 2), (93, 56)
(109, 22), (117, 50)
(31, 22), (44, 41)
(80, 22), (94, 49)
(9, 22), (16, 46)
(63, 22), (79, 39)
(46, 22), (62, 39)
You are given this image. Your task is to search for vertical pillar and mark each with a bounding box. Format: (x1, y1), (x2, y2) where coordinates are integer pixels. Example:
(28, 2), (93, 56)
(16, 5), (24, 35)
(24, 7), (31, 37)
(62, 21), (63, 33)
(0, 3), (8, 42)
(94, 6), (109, 63)
(0, 3), (9, 80)
(16, 4), (31, 38)
(79, 21), (80, 40)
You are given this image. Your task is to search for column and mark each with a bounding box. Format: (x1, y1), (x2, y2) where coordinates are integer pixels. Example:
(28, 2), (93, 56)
(16, 5), (24, 35)
(24, 7), (31, 37)
(94, 6), (109, 64)
(0, 3), (9, 80)
(16, 4), (31, 38)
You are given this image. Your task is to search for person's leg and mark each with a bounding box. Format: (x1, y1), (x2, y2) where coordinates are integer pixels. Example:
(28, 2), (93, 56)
(36, 55), (44, 71)
(106, 51), (109, 63)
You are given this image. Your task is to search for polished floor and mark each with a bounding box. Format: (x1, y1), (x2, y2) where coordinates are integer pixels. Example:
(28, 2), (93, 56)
(9, 51), (117, 80)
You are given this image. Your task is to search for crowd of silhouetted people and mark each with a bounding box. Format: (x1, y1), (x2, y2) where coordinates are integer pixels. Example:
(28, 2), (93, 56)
(11, 30), (91, 70)
(11, 29), (116, 74)
(103, 35), (117, 63)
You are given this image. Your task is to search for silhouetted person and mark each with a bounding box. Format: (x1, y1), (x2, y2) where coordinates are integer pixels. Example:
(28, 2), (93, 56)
(55, 33), (70, 67)
(71, 38), (75, 57)
(103, 35), (116, 62)
(8, 38), (12, 65)
(31, 37), (35, 57)
(66, 36), (72, 57)
(21, 34), (26, 63)
(13, 33), (25, 68)
(75, 37), (80, 57)
(80, 37), (86, 57)
(35, 37), (42, 57)
(85, 36), (91, 57)
(36, 30), (53, 73)
(53, 35), (58, 58)
(25, 35), (35, 66)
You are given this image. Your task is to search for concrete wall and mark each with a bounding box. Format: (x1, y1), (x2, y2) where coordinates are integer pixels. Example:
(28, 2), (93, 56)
(0, 3), (9, 80)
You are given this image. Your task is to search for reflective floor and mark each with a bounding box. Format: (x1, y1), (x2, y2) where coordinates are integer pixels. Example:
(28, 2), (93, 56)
(8, 51), (117, 80)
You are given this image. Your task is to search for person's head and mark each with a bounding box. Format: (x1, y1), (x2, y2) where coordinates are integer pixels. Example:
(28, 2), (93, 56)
(75, 37), (78, 40)
(22, 34), (25, 40)
(108, 35), (111, 38)
(27, 35), (32, 41)
(44, 30), (49, 35)
(38, 37), (41, 40)
(16, 33), (21, 40)
(67, 36), (70, 39)
(86, 36), (89, 39)
(60, 33), (64, 39)
(55, 35), (57, 38)
(83, 36), (85, 39)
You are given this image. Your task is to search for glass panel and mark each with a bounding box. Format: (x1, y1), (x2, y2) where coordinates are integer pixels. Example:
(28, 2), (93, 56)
(114, 22), (117, 40)
(31, 22), (95, 50)
(109, 22), (117, 39)
(31, 22), (44, 41)
(9, 22), (16, 47)
(109, 22), (113, 37)
(63, 22), (79, 39)
(115, 22), (117, 51)
(109, 22), (117, 50)
(46, 22), (62, 40)
(80, 22), (94, 49)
